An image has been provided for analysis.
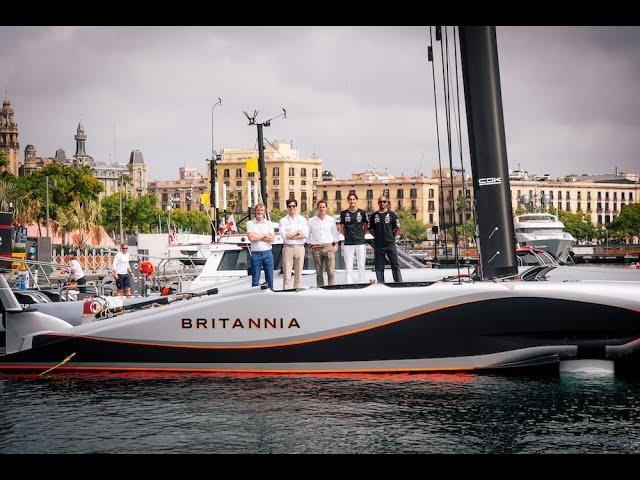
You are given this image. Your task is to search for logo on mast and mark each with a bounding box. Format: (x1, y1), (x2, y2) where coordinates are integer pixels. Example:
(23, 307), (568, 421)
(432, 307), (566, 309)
(479, 177), (502, 186)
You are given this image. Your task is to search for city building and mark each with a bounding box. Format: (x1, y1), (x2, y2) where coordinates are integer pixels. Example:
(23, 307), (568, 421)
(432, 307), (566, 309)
(213, 140), (322, 213)
(148, 166), (210, 212)
(0, 100), (20, 176)
(319, 170), (442, 225)
(18, 119), (147, 199)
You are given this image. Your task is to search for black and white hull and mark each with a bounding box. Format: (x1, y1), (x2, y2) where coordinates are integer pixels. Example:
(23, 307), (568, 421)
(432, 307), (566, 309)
(2, 277), (639, 374)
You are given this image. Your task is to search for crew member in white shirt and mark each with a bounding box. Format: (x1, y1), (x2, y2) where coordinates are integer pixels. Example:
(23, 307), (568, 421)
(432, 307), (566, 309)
(66, 251), (87, 293)
(247, 203), (276, 289)
(308, 200), (340, 286)
(112, 242), (137, 297)
(279, 199), (308, 290)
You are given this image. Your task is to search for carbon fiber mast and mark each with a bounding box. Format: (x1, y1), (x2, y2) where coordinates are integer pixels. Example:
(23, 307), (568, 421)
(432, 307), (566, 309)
(458, 26), (518, 280)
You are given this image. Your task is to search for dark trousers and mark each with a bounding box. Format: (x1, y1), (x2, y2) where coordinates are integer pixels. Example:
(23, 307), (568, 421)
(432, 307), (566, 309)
(374, 245), (403, 283)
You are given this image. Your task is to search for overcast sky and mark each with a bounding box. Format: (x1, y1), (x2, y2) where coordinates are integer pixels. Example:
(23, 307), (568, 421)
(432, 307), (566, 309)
(1, 26), (639, 181)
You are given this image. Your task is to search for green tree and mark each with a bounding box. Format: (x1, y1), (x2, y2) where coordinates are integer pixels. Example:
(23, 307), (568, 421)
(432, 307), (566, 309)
(56, 199), (103, 248)
(608, 204), (640, 240)
(269, 208), (287, 223)
(16, 163), (103, 223)
(101, 193), (161, 235)
(548, 205), (602, 241)
(162, 209), (212, 234)
(396, 208), (431, 243)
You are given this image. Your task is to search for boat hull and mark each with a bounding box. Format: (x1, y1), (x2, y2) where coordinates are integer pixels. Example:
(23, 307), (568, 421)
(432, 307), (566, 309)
(2, 282), (640, 374)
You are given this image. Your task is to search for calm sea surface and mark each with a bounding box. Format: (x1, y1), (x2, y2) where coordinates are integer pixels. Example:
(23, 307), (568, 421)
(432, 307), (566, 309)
(1, 371), (639, 454)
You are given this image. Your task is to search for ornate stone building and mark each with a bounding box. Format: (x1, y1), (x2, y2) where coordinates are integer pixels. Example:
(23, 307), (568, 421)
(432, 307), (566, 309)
(0, 100), (20, 176)
(18, 119), (148, 199)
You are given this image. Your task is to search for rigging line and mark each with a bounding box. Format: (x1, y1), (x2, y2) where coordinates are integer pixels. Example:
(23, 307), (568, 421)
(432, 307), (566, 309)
(441, 26), (461, 279)
(429, 26), (449, 265)
(453, 26), (474, 278)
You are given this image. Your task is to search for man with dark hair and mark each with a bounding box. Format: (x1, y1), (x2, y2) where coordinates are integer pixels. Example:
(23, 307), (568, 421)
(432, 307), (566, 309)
(339, 192), (368, 283)
(279, 198), (308, 289)
(368, 195), (403, 283)
(66, 251), (87, 293)
(308, 200), (340, 286)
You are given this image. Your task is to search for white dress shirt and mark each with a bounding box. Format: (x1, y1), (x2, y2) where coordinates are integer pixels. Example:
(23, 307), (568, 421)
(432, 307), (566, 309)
(247, 218), (274, 252)
(308, 215), (340, 245)
(279, 214), (309, 245)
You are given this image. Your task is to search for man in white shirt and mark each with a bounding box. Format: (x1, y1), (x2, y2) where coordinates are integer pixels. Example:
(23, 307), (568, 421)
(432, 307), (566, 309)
(308, 200), (340, 286)
(279, 199), (308, 290)
(247, 203), (276, 289)
(112, 242), (137, 297)
(66, 251), (87, 293)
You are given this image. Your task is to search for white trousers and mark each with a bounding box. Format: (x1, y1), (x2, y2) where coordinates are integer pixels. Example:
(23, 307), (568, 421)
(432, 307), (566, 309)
(342, 244), (367, 284)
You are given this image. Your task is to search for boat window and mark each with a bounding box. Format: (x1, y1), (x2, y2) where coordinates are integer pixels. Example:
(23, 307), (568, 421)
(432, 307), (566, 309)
(217, 249), (251, 271)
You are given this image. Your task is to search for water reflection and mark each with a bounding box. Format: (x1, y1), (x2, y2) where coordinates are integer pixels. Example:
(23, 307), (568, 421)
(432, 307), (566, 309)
(1, 372), (639, 453)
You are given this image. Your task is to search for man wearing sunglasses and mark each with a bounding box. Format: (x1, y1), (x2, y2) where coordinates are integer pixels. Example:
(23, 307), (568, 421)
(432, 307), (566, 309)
(279, 199), (308, 289)
(368, 195), (403, 283)
(112, 242), (137, 297)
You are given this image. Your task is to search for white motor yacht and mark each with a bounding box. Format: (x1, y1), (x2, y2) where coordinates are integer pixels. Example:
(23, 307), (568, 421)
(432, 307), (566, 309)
(513, 212), (576, 263)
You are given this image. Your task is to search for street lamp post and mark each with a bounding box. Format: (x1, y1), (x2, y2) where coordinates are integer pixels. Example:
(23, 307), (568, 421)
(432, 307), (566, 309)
(118, 175), (124, 245)
(45, 176), (50, 239)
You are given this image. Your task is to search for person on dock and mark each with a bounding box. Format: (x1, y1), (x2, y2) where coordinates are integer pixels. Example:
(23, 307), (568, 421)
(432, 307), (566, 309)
(66, 251), (87, 293)
(247, 203), (276, 289)
(339, 192), (369, 284)
(368, 195), (403, 283)
(279, 199), (308, 290)
(308, 200), (340, 287)
(112, 242), (137, 297)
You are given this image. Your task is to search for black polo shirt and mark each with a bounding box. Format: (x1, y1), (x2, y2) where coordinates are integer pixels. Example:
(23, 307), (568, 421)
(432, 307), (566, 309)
(368, 210), (400, 248)
(340, 208), (368, 245)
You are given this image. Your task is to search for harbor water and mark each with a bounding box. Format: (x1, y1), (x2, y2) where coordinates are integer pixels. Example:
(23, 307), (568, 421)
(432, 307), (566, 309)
(1, 371), (639, 454)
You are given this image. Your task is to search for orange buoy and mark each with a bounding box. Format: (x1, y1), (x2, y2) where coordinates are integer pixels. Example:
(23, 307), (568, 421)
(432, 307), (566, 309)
(139, 261), (155, 276)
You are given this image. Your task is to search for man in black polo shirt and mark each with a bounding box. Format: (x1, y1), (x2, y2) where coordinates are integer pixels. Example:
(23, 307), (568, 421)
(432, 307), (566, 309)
(368, 195), (403, 283)
(339, 192), (369, 284)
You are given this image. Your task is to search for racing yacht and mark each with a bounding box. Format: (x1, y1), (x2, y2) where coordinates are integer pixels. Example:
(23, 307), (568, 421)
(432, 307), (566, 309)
(0, 26), (638, 374)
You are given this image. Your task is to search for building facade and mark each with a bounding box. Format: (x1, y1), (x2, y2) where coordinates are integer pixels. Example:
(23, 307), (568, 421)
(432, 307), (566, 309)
(148, 167), (210, 212)
(319, 170), (442, 225)
(18, 120), (147, 199)
(213, 140), (322, 214)
(0, 100), (20, 176)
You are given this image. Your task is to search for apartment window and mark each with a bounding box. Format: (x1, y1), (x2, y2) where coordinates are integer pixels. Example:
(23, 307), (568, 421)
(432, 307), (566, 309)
(312, 192), (317, 203)
(335, 191), (342, 200)
(273, 178), (280, 186)
(366, 189), (373, 199)
(273, 201), (280, 209)
(429, 214), (434, 223)
(428, 201), (435, 211)
(566, 191), (570, 200)
(411, 200), (417, 211)
(301, 168), (307, 177)
(558, 191), (562, 200)
(587, 192), (591, 200)
(557, 202), (562, 210)
(289, 192), (295, 200)
(597, 192), (602, 200)
(301, 192), (307, 201)
(577, 191), (582, 200)
(605, 215), (611, 225)
(550, 191), (554, 200)
(274, 191), (279, 201)
(598, 215), (603, 225)
(605, 192), (610, 201)
(410, 188), (417, 198)
(577, 202), (582, 212)
(613, 192), (618, 200)
(248, 172), (255, 178)
(367, 200), (373, 211)
(597, 202), (602, 212)
(605, 202), (610, 212)
(301, 180), (307, 186)
(236, 180), (243, 187)
(224, 180), (230, 188)
(429, 189), (434, 199)
(614, 204), (618, 212)
(288, 167), (295, 176)
(397, 189), (404, 199)
(312, 168), (318, 178)
(397, 201), (403, 210)
(273, 167), (280, 176)
(289, 179), (295, 187)
(236, 168), (242, 178)
(622, 192), (626, 200)
(587, 202), (591, 212)
(566, 202), (571, 211)
(223, 169), (230, 178)
(630, 192), (634, 201)
(301, 202), (307, 212)
(336, 202), (342, 211)
(322, 191), (328, 201)
(162, 193), (168, 202)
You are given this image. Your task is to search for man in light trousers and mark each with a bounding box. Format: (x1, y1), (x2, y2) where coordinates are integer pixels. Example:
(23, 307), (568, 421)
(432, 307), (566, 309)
(279, 199), (308, 289)
(339, 192), (369, 284)
(308, 200), (340, 287)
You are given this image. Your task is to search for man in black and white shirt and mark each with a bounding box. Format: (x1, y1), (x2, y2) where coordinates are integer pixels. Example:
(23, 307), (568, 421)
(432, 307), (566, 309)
(368, 195), (403, 283)
(339, 193), (368, 284)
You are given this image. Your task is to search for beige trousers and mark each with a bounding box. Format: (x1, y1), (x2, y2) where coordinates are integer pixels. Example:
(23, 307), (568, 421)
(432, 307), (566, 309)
(311, 244), (336, 287)
(283, 244), (305, 290)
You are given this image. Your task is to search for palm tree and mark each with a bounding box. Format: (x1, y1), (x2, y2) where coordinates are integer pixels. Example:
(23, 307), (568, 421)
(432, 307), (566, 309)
(0, 178), (19, 211)
(57, 199), (104, 248)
